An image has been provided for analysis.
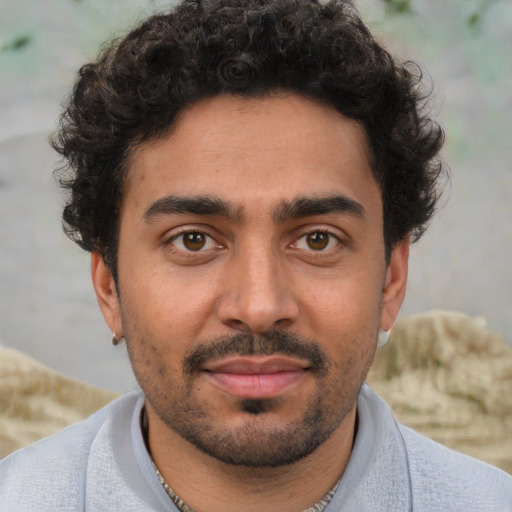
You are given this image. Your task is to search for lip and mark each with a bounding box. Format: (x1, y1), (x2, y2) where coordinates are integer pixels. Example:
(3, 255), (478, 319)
(202, 356), (310, 399)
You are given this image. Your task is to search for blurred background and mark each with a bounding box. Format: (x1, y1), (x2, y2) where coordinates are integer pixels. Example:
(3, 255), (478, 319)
(1, 0), (511, 392)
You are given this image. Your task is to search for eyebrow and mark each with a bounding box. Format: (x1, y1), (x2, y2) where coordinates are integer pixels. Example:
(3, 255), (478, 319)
(143, 194), (365, 224)
(272, 195), (366, 223)
(144, 195), (242, 222)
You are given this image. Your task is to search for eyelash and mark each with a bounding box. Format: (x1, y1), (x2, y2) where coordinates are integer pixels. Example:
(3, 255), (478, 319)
(165, 227), (342, 254)
(166, 229), (220, 252)
(291, 229), (342, 252)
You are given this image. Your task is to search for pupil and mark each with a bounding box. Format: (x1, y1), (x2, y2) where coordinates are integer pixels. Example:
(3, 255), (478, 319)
(185, 232), (205, 250)
(307, 232), (328, 250)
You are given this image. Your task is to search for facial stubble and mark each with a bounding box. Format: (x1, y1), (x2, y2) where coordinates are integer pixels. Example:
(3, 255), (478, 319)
(126, 329), (374, 468)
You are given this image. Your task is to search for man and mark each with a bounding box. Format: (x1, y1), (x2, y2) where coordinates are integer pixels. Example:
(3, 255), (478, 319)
(1, 0), (510, 510)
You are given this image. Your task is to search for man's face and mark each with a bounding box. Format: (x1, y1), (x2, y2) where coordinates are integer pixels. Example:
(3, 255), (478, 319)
(93, 94), (407, 467)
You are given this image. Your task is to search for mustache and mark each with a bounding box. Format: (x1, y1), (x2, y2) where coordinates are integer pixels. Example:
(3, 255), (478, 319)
(183, 331), (329, 376)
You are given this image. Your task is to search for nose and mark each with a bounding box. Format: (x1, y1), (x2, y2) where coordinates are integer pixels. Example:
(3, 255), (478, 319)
(216, 245), (299, 334)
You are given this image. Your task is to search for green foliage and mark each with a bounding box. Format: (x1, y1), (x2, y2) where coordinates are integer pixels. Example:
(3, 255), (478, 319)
(378, 0), (509, 31)
(467, 12), (483, 33)
(0, 35), (32, 54)
(382, 0), (413, 14)
(466, 1), (501, 32)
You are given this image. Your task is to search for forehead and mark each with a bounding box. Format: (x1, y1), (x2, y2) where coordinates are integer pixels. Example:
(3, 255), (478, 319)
(123, 94), (379, 218)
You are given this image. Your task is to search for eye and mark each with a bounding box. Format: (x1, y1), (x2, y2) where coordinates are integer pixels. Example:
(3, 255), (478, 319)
(169, 231), (218, 252)
(293, 231), (340, 251)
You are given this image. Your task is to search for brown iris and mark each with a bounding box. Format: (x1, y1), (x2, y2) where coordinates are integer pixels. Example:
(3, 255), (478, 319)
(183, 232), (207, 251)
(306, 232), (330, 250)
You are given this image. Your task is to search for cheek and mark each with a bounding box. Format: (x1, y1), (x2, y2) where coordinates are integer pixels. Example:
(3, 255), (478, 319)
(298, 270), (383, 363)
(303, 277), (383, 332)
(120, 263), (221, 342)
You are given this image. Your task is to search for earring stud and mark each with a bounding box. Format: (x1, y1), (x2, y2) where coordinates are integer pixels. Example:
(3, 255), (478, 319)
(377, 329), (391, 349)
(112, 332), (124, 346)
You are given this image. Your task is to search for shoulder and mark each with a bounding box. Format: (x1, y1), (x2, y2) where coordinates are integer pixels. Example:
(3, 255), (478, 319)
(0, 390), (143, 512)
(399, 424), (512, 511)
(356, 385), (512, 511)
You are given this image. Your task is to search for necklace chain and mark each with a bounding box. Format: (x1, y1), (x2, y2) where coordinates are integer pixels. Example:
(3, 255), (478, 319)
(142, 406), (339, 512)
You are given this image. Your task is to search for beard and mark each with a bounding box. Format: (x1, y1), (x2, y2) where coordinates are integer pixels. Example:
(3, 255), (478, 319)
(127, 330), (372, 468)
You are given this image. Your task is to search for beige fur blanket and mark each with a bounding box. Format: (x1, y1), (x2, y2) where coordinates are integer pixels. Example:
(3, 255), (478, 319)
(0, 347), (119, 458)
(1, 311), (511, 472)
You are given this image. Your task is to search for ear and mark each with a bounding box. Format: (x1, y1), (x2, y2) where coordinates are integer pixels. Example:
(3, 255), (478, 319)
(380, 238), (409, 331)
(91, 252), (123, 337)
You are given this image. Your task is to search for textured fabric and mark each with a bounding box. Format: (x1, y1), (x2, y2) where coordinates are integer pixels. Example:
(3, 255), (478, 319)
(367, 310), (512, 473)
(0, 345), (120, 458)
(1, 385), (511, 511)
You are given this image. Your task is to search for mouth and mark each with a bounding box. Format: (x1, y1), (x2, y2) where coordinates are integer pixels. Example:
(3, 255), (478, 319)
(201, 355), (311, 399)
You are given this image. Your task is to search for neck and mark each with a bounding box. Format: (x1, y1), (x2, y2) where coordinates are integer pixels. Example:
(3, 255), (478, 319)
(146, 406), (357, 512)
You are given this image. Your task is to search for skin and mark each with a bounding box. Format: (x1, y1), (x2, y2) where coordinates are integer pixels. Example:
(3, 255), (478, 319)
(92, 93), (409, 512)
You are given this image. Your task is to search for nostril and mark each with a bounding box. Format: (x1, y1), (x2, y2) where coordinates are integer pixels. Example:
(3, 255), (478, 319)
(225, 318), (250, 332)
(274, 317), (294, 329)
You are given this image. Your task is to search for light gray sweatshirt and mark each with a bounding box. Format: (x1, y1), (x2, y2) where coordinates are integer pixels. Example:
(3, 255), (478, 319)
(1, 384), (510, 511)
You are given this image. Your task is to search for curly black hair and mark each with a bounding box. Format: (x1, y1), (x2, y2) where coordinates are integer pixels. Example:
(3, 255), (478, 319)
(52, 0), (445, 282)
